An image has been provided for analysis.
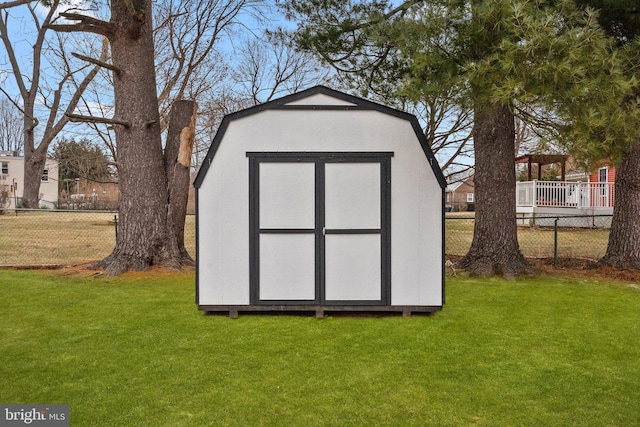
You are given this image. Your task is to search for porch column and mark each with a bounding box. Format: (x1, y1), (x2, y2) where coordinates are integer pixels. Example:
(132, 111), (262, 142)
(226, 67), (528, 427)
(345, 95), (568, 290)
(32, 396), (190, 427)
(532, 179), (537, 208)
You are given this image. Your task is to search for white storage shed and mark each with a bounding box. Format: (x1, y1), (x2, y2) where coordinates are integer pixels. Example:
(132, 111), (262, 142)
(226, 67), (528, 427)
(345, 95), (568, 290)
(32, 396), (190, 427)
(194, 86), (446, 317)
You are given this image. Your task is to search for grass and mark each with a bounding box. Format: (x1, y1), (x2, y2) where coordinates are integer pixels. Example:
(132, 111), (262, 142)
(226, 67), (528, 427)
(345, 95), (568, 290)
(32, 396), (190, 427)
(0, 211), (196, 266)
(1, 269), (639, 426)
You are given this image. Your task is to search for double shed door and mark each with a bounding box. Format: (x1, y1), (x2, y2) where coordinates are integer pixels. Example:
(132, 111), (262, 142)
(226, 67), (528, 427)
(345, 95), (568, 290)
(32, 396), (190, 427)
(248, 152), (392, 305)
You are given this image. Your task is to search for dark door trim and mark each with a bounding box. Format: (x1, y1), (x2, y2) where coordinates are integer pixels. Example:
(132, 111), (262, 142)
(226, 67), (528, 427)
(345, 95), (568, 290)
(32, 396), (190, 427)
(248, 152), (392, 306)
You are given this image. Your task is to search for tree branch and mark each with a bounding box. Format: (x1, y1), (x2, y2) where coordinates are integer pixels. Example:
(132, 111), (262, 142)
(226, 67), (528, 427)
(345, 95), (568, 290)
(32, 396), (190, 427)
(28, 0), (59, 111)
(72, 52), (121, 75)
(0, 0), (34, 10)
(46, 12), (114, 38)
(66, 113), (131, 128)
(0, 10), (29, 99)
(0, 87), (38, 130)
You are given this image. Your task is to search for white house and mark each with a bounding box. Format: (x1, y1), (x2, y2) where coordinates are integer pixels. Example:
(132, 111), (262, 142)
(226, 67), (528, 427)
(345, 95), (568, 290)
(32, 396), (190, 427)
(194, 86), (447, 317)
(0, 151), (59, 209)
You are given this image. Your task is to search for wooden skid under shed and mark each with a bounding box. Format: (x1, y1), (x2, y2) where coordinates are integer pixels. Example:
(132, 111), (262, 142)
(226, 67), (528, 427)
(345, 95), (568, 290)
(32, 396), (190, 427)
(200, 305), (442, 319)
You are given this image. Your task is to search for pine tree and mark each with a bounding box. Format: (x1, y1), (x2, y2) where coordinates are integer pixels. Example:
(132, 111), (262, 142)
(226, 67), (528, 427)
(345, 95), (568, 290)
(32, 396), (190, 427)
(282, 0), (620, 276)
(574, 0), (640, 269)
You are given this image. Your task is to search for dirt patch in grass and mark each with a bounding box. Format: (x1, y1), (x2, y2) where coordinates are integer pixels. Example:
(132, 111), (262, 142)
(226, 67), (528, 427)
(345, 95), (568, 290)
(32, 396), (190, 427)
(447, 255), (640, 284)
(15, 255), (640, 284)
(91, 221), (117, 227)
(533, 258), (640, 284)
(53, 262), (195, 279)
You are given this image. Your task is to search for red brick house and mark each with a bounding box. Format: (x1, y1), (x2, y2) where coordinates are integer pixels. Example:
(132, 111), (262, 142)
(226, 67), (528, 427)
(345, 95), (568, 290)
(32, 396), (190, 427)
(445, 176), (475, 212)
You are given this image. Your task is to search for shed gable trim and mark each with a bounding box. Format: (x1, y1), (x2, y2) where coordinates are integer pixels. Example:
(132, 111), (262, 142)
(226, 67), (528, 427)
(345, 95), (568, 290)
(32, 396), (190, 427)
(193, 85), (446, 189)
(284, 92), (358, 106)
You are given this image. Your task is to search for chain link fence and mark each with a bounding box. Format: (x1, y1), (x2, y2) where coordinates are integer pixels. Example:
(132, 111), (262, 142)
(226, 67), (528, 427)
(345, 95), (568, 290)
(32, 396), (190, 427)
(0, 209), (610, 267)
(446, 214), (612, 265)
(0, 209), (195, 267)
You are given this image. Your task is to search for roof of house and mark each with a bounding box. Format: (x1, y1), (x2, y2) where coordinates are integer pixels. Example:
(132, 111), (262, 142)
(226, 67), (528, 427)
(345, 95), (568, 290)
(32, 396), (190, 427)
(445, 182), (463, 193)
(515, 154), (568, 165)
(193, 85), (447, 189)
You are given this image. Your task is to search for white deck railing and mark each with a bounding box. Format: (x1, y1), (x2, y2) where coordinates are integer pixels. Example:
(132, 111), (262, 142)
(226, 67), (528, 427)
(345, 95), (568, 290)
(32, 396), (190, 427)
(516, 180), (615, 209)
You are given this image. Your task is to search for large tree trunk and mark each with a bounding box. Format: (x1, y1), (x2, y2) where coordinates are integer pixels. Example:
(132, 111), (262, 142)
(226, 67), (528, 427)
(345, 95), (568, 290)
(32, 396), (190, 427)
(93, 0), (168, 275)
(599, 140), (640, 269)
(458, 103), (529, 277)
(92, 0), (196, 275)
(163, 100), (197, 268)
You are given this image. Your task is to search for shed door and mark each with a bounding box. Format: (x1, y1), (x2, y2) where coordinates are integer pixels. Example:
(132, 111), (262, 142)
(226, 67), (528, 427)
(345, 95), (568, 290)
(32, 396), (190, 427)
(248, 153), (391, 305)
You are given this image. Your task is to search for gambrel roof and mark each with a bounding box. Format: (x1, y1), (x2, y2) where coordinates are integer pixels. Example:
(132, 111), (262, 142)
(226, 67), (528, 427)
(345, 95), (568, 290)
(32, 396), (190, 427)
(193, 85), (446, 189)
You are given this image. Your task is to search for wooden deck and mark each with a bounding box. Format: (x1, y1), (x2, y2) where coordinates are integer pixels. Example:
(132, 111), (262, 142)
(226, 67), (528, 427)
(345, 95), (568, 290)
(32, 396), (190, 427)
(516, 180), (613, 227)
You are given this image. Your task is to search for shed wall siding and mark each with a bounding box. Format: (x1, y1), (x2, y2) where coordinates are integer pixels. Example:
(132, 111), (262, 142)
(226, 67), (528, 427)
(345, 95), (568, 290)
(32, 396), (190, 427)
(198, 108), (442, 306)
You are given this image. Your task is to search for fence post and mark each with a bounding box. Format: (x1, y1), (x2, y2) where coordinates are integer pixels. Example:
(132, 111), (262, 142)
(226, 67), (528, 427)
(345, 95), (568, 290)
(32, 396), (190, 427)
(114, 215), (118, 240)
(553, 217), (559, 267)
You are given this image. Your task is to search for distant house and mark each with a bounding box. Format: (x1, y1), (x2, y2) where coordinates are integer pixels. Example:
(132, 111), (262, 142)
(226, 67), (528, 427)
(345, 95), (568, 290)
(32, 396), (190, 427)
(590, 166), (616, 186)
(0, 151), (59, 209)
(57, 172), (197, 212)
(445, 175), (475, 212)
(59, 177), (119, 210)
(515, 154), (616, 226)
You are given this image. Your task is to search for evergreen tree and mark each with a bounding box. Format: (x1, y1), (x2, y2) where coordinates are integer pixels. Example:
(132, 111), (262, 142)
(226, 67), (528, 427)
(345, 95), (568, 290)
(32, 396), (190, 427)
(573, 0), (640, 269)
(52, 138), (113, 190)
(282, 0), (621, 276)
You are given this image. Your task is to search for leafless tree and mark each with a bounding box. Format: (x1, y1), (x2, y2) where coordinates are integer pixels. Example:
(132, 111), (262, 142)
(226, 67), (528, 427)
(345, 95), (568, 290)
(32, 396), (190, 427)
(232, 32), (330, 104)
(195, 31), (330, 169)
(194, 88), (248, 171)
(154, 0), (265, 129)
(0, 97), (23, 153)
(73, 0), (268, 169)
(406, 97), (474, 183)
(0, 0), (105, 207)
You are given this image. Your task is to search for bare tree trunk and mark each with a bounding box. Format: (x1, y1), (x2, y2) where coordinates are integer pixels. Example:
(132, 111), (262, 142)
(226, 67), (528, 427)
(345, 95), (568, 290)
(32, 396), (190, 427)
(163, 100), (197, 268)
(21, 116), (42, 208)
(600, 140), (640, 269)
(22, 151), (47, 208)
(93, 0), (168, 275)
(458, 103), (530, 277)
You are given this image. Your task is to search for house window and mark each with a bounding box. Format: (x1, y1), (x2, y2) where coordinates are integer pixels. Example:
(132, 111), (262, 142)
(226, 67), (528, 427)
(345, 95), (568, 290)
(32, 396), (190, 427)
(466, 193), (474, 203)
(41, 169), (49, 182)
(598, 167), (608, 183)
(598, 167), (608, 198)
(1, 162), (7, 174)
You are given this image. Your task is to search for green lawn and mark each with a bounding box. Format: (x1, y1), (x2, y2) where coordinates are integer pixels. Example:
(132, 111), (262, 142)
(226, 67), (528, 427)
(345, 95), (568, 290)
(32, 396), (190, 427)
(0, 211), (196, 266)
(1, 270), (639, 426)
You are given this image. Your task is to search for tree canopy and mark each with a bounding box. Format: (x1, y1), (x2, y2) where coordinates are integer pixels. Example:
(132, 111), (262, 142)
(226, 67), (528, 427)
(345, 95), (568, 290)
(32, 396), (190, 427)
(52, 137), (113, 187)
(282, 0), (633, 276)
